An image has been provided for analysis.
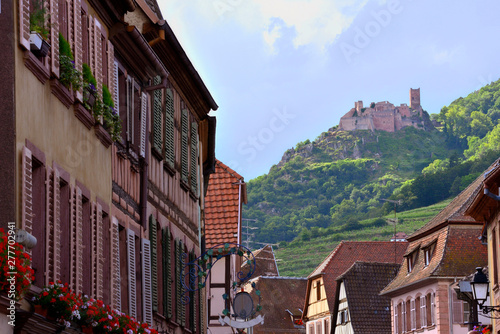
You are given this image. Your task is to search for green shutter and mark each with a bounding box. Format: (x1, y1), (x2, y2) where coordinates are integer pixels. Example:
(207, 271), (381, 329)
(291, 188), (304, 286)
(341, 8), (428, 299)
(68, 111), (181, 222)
(152, 76), (163, 153)
(181, 109), (189, 184)
(190, 122), (198, 194)
(149, 216), (158, 312)
(162, 227), (172, 319)
(164, 89), (175, 169)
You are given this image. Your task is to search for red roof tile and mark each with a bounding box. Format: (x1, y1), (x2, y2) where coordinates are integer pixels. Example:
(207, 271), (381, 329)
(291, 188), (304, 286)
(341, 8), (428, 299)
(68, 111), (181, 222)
(205, 160), (247, 248)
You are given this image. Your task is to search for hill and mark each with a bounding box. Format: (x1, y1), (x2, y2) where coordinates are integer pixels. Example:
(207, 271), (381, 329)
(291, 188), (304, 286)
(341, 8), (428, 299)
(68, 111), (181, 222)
(242, 78), (500, 276)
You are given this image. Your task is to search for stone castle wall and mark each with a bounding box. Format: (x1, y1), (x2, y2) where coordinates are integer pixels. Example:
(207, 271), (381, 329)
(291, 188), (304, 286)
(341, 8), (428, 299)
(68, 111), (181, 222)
(339, 89), (424, 133)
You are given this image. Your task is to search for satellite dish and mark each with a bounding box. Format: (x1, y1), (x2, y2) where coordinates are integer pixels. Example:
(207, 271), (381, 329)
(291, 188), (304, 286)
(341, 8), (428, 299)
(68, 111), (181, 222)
(233, 292), (254, 319)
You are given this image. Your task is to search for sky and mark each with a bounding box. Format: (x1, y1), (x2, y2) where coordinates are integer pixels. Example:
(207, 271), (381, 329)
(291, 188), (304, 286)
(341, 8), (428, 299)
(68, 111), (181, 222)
(157, 0), (500, 181)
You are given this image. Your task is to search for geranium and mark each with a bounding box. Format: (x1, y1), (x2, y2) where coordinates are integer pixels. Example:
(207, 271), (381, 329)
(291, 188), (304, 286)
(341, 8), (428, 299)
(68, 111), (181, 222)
(33, 281), (81, 321)
(0, 228), (34, 300)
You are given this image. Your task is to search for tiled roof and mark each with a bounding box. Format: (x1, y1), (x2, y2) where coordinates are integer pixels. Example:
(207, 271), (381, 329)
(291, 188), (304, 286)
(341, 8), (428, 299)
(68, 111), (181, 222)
(243, 245), (279, 278)
(381, 225), (487, 295)
(336, 262), (400, 334)
(381, 162), (494, 295)
(306, 241), (408, 315)
(244, 276), (308, 334)
(205, 160), (246, 248)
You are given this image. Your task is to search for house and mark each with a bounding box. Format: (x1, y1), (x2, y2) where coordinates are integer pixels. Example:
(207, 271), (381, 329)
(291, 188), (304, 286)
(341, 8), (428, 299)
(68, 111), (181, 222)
(302, 241), (408, 334)
(244, 276), (308, 334)
(465, 159), (500, 333)
(204, 160), (247, 333)
(2, 0), (218, 333)
(243, 245), (280, 278)
(333, 261), (400, 334)
(380, 170), (489, 334)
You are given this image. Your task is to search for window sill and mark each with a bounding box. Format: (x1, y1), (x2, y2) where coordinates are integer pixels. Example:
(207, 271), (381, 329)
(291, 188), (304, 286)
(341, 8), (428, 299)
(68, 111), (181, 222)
(50, 79), (74, 109)
(23, 50), (50, 84)
(163, 162), (176, 176)
(151, 147), (163, 161)
(94, 123), (113, 148)
(74, 102), (95, 130)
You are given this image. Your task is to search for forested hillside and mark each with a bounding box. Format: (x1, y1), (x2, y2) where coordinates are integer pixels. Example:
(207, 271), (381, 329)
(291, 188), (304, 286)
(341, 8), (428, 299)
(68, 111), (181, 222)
(242, 78), (500, 254)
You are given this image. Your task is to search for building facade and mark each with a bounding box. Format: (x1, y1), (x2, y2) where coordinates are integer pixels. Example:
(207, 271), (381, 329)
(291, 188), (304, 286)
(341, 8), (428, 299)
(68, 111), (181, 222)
(1, 0), (217, 333)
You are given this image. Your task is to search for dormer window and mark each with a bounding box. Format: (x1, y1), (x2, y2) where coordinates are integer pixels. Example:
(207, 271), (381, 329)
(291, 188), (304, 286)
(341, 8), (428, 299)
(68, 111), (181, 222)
(423, 242), (436, 266)
(407, 250), (418, 273)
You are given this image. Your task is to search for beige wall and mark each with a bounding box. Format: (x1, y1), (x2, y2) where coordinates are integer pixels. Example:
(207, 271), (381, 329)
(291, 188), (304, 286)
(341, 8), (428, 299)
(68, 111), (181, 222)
(15, 51), (112, 220)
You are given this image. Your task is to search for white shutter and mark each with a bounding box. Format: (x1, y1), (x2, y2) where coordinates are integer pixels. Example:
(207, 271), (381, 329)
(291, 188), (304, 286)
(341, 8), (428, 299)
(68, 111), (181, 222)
(111, 217), (121, 311)
(394, 302), (398, 334)
(142, 238), (153, 325)
(127, 228), (137, 319)
(18, 0), (31, 50)
(410, 299), (416, 330)
(140, 92), (148, 158)
(401, 301), (406, 332)
(21, 146), (33, 238)
(430, 292), (435, 325)
(113, 60), (119, 115)
(127, 76), (134, 143)
(419, 296), (425, 328)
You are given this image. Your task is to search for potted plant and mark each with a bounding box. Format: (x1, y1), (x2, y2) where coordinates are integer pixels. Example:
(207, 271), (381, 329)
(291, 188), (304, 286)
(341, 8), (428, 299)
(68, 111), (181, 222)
(29, 0), (50, 57)
(32, 281), (81, 322)
(82, 63), (98, 109)
(101, 85), (122, 141)
(59, 33), (82, 91)
(0, 228), (34, 301)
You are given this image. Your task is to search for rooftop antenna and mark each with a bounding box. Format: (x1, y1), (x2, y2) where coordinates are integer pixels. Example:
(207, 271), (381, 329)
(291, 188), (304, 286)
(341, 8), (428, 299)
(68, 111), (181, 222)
(242, 218), (258, 249)
(380, 199), (402, 264)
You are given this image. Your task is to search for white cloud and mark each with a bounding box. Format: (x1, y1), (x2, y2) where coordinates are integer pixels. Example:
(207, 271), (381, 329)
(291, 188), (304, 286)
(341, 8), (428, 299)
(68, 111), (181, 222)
(158, 0), (371, 52)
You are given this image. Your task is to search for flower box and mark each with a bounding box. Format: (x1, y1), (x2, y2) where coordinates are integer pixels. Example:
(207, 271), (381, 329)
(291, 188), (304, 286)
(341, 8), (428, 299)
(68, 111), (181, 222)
(29, 32), (50, 57)
(83, 86), (97, 109)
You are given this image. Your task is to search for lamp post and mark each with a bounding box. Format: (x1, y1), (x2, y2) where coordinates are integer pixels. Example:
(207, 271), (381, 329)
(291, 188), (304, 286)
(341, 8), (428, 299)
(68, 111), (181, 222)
(471, 267), (500, 314)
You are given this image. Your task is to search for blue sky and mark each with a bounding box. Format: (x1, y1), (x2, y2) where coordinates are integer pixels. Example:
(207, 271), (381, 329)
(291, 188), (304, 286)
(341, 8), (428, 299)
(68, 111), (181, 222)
(157, 0), (500, 181)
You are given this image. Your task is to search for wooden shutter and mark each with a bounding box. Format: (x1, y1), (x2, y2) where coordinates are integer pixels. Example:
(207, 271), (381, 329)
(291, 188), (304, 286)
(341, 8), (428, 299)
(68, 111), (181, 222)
(181, 110), (189, 183)
(420, 295), (426, 328)
(49, 0), (60, 77)
(149, 216), (158, 312)
(19, 0), (31, 50)
(45, 167), (61, 284)
(142, 238), (153, 325)
(140, 92), (148, 158)
(190, 122), (198, 194)
(112, 60), (120, 115)
(152, 76), (163, 152)
(73, 0), (83, 79)
(70, 186), (84, 294)
(107, 42), (115, 98)
(127, 228), (137, 319)
(163, 227), (172, 319)
(95, 203), (104, 300)
(410, 299), (416, 330)
(21, 147), (33, 252)
(111, 217), (121, 311)
(127, 76), (134, 143)
(175, 239), (181, 322)
(164, 88), (175, 169)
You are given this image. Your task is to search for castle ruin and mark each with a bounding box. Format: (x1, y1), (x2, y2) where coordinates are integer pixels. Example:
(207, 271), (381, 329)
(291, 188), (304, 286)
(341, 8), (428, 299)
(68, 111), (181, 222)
(339, 88), (427, 132)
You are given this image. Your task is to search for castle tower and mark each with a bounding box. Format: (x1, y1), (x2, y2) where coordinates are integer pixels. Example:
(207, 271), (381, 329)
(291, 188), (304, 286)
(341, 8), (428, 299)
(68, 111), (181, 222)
(410, 88), (420, 109)
(355, 100), (363, 113)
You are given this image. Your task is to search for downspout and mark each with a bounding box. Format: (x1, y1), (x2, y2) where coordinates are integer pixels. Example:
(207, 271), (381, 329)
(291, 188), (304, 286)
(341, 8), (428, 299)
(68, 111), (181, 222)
(484, 187), (500, 201)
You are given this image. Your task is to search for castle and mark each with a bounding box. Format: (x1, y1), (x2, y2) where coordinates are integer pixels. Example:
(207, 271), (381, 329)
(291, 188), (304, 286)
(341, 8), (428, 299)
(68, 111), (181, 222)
(339, 88), (427, 132)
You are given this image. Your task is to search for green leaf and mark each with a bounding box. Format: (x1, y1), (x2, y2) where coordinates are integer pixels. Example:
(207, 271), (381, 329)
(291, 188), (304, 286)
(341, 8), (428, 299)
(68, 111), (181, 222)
(207, 249), (214, 256)
(224, 243), (229, 249)
(256, 290), (261, 296)
(256, 305), (262, 312)
(223, 309), (229, 316)
(222, 294), (229, 300)
(237, 250), (244, 256)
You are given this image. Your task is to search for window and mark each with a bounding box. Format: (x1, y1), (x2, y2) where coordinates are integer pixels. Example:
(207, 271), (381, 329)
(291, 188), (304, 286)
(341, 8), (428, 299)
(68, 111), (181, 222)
(415, 296), (421, 329)
(426, 292), (435, 326)
(493, 229), (498, 286)
(316, 321), (322, 334)
(308, 323), (315, 334)
(420, 294), (426, 328)
(423, 243), (436, 266)
(407, 250), (418, 273)
(339, 309), (349, 324)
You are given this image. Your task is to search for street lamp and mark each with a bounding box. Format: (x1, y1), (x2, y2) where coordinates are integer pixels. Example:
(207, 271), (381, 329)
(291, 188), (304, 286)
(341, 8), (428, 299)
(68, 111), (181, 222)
(470, 267), (500, 314)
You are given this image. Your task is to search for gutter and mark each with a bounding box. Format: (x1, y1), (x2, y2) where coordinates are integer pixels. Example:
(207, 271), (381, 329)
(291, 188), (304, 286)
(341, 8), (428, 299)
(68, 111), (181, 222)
(126, 26), (168, 78)
(484, 187), (500, 202)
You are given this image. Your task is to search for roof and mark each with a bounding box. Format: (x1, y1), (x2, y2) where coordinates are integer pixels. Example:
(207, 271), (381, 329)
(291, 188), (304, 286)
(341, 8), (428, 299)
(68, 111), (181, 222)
(205, 160), (247, 248)
(335, 262), (400, 334)
(242, 245), (279, 278)
(381, 225), (487, 295)
(305, 241), (408, 316)
(244, 276), (308, 334)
